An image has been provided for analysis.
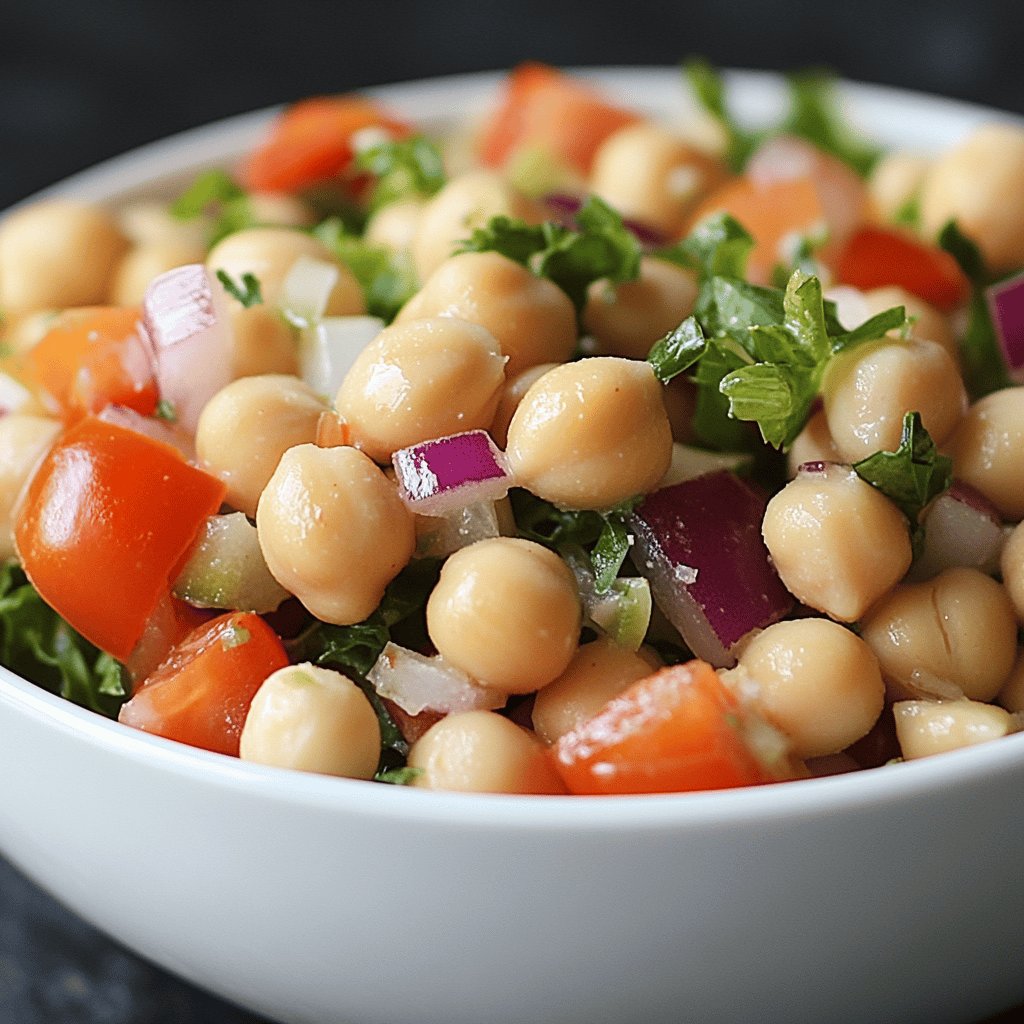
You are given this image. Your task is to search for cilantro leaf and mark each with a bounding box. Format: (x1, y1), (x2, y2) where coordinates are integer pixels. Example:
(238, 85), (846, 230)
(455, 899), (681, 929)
(683, 58), (760, 172)
(852, 412), (953, 543)
(456, 196), (642, 312)
(647, 315), (708, 384)
(0, 562), (128, 719)
(938, 220), (1012, 397)
(313, 217), (418, 322)
(356, 135), (446, 212)
(782, 70), (882, 176)
(215, 270), (263, 308)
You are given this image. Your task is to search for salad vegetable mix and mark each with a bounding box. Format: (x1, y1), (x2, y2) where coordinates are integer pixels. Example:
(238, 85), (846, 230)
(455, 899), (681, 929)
(1, 63), (1024, 794)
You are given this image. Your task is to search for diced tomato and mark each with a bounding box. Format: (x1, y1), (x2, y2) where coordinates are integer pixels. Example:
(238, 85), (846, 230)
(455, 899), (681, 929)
(126, 593), (216, 683)
(239, 95), (410, 194)
(478, 62), (639, 174)
(833, 225), (969, 312)
(14, 417), (226, 660)
(118, 612), (289, 756)
(687, 175), (827, 284)
(552, 661), (782, 795)
(25, 307), (158, 423)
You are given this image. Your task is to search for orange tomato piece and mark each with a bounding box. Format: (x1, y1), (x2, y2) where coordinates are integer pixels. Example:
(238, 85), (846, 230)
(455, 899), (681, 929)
(687, 175), (827, 284)
(239, 95), (409, 194)
(833, 225), (969, 312)
(25, 307), (158, 423)
(14, 417), (226, 660)
(552, 661), (780, 795)
(118, 612), (289, 756)
(478, 62), (639, 174)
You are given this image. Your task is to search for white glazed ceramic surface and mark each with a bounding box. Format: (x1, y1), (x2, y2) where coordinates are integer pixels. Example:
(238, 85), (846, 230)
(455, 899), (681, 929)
(2, 70), (1024, 1024)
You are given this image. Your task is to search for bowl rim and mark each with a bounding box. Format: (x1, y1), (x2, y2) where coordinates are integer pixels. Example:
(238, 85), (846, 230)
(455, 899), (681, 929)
(4, 65), (1024, 834)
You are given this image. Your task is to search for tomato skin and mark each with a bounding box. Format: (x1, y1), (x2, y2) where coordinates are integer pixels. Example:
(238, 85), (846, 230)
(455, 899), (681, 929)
(478, 62), (639, 174)
(14, 418), (226, 661)
(833, 226), (969, 312)
(119, 612), (289, 756)
(552, 661), (779, 795)
(239, 95), (409, 194)
(25, 307), (158, 422)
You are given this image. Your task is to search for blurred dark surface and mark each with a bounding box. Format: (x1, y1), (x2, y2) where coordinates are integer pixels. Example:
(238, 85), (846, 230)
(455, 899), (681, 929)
(2, 1), (1024, 1021)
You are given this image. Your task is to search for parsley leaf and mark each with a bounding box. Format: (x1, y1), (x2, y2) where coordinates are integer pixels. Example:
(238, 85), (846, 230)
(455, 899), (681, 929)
(375, 765), (423, 785)
(591, 501), (642, 595)
(0, 562), (128, 719)
(938, 220), (1012, 397)
(683, 58), (760, 172)
(647, 315), (708, 384)
(510, 489), (605, 550)
(171, 169), (256, 246)
(154, 398), (178, 423)
(313, 217), (418, 322)
(356, 135), (446, 212)
(215, 270), (263, 308)
(853, 412), (953, 552)
(456, 195), (642, 312)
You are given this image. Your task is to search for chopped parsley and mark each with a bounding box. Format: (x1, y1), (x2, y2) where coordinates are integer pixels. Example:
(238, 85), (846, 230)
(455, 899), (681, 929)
(356, 135), (446, 211)
(215, 269), (263, 308)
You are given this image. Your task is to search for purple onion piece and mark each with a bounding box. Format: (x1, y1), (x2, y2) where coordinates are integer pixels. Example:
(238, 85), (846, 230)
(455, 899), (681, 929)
(987, 271), (1024, 373)
(542, 193), (669, 249)
(628, 471), (794, 667)
(393, 430), (512, 517)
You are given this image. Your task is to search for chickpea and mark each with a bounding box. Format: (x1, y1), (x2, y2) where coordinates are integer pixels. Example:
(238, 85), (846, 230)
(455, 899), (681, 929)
(860, 567), (1017, 702)
(227, 305), (300, 378)
(411, 170), (540, 281)
(490, 362), (558, 449)
(505, 357), (672, 510)
(532, 638), (654, 744)
(0, 415), (61, 560)
(109, 239), (207, 305)
(582, 257), (698, 361)
(919, 124), (1024, 273)
(364, 199), (424, 252)
(0, 200), (128, 315)
(336, 317), (506, 465)
(589, 123), (727, 236)
(947, 388), (1024, 521)
(1000, 522), (1024, 623)
(240, 664), (380, 778)
(867, 150), (930, 223)
(822, 337), (966, 463)
(861, 286), (957, 363)
(426, 538), (581, 693)
(206, 227), (364, 316)
(996, 649), (1024, 713)
(761, 464), (912, 622)
(257, 444), (415, 625)
(118, 201), (209, 248)
(407, 710), (566, 794)
(731, 619), (884, 759)
(786, 408), (841, 478)
(245, 192), (315, 229)
(195, 375), (327, 517)
(894, 699), (1014, 760)
(395, 251), (576, 377)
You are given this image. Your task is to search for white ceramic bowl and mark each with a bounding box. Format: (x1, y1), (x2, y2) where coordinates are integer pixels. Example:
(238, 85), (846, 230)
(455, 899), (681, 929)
(2, 69), (1024, 1024)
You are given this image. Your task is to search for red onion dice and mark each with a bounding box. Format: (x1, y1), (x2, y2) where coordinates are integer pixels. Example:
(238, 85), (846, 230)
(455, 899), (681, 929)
(392, 430), (512, 517)
(142, 264), (234, 434)
(628, 470), (793, 667)
(987, 271), (1024, 375)
(909, 481), (1006, 581)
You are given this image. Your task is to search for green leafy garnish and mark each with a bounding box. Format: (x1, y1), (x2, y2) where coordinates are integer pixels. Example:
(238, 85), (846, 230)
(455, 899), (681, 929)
(171, 169), (256, 245)
(456, 195), (642, 312)
(215, 269), (263, 308)
(683, 58), (760, 172)
(375, 765), (423, 786)
(781, 70), (882, 177)
(509, 490), (605, 551)
(0, 562), (128, 719)
(590, 498), (644, 595)
(356, 136), (446, 212)
(313, 217), (417, 322)
(154, 398), (178, 423)
(938, 220), (1012, 398)
(852, 412), (953, 551)
(647, 316), (708, 384)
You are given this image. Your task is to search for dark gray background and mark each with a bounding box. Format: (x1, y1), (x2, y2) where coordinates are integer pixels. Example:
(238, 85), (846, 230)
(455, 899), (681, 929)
(2, 1), (1024, 1021)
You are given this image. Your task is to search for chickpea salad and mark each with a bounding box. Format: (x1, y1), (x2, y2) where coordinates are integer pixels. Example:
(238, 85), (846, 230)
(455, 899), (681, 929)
(1, 63), (1024, 795)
